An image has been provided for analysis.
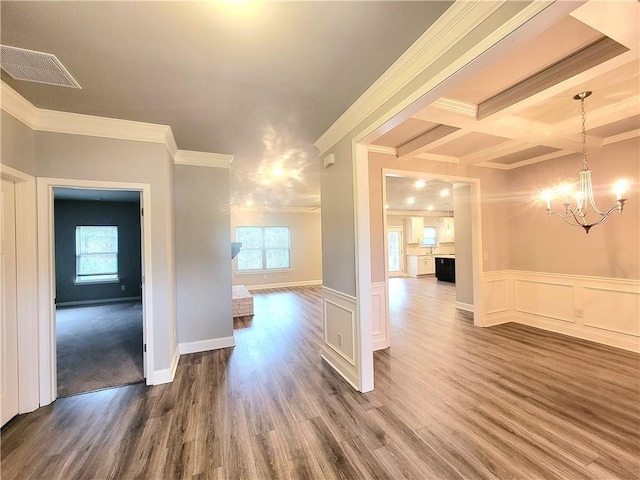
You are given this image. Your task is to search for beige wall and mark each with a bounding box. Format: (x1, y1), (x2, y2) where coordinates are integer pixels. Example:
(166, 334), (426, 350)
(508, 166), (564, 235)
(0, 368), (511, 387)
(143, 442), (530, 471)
(453, 185), (473, 305)
(508, 138), (639, 280)
(231, 210), (322, 287)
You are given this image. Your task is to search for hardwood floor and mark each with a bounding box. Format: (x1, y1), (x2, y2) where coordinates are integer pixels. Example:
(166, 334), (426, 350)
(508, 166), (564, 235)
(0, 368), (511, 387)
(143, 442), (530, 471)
(2, 277), (638, 479)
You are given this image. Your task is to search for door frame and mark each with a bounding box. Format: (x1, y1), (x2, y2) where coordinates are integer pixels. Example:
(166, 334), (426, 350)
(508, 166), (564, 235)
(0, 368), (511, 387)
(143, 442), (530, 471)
(0, 165), (39, 414)
(37, 177), (154, 406)
(386, 226), (404, 277)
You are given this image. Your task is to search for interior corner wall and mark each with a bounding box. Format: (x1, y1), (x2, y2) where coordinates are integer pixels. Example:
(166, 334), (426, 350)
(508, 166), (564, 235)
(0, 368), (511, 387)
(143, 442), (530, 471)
(174, 165), (233, 346)
(230, 210), (322, 287)
(507, 138), (640, 280)
(321, 138), (357, 296)
(54, 199), (142, 304)
(34, 131), (177, 371)
(1, 111), (35, 175)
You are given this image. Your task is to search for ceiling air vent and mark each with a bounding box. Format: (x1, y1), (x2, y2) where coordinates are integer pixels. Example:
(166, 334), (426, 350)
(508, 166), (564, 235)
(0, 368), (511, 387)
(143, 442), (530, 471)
(0, 45), (81, 89)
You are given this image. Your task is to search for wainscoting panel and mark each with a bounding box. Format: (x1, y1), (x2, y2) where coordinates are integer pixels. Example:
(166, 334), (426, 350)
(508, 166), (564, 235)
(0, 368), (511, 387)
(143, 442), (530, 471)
(483, 270), (640, 353)
(321, 287), (360, 389)
(483, 273), (510, 326)
(371, 282), (390, 351)
(514, 279), (575, 323)
(583, 286), (640, 336)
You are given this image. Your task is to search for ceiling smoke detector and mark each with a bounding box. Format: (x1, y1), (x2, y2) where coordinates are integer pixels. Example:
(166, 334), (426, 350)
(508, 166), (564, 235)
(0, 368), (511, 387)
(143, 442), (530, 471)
(0, 45), (81, 89)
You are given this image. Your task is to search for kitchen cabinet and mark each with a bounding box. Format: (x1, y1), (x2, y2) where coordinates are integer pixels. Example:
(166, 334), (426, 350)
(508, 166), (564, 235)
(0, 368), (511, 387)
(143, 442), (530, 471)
(404, 216), (424, 244)
(438, 217), (455, 243)
(435, 256), (455, 283)
(407, 255), (435, 277)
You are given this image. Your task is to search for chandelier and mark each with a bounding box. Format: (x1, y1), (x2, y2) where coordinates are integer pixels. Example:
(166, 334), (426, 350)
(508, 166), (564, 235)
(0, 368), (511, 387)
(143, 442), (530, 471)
(540, 91), (629, 234)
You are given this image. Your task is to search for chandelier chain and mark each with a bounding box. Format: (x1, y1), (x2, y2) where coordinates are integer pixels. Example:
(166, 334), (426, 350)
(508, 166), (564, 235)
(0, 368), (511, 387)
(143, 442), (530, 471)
(580, 96), (588, 169)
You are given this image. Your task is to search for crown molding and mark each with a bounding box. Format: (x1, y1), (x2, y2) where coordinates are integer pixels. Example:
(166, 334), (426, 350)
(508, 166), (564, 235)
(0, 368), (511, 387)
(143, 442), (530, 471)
(367, 145), (397, 156)
(431, 98), (477, 118)
(174, 150), (233, 169)
(1, 80), (230, 165)
(231, 205), (320, 214)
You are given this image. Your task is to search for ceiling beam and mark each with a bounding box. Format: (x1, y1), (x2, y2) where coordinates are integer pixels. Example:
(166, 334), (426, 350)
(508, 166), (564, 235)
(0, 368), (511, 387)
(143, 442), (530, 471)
(397, 124), (460, 159)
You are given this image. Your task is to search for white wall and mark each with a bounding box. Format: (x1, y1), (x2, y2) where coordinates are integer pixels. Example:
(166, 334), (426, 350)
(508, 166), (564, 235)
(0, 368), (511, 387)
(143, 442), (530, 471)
(230, 209), (322, 288)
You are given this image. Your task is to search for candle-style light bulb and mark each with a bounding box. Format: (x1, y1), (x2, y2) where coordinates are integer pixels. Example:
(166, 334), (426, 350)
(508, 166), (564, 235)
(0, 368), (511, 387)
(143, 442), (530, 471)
(614, 179), (629, 200)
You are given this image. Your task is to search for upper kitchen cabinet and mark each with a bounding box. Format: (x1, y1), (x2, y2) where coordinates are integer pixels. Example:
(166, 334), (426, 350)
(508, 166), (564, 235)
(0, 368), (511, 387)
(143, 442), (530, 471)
(438, 216), (455, 243)
(404, 216), (424, 244)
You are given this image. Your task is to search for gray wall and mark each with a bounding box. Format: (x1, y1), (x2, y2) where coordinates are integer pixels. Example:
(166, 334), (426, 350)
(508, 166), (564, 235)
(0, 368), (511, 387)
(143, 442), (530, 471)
(1, 111), (35, 175)
(174, 164), (233, 344)
(34, 131), (177, 370)
(54, 199), (142, 304)
(321, 138), (356, 296)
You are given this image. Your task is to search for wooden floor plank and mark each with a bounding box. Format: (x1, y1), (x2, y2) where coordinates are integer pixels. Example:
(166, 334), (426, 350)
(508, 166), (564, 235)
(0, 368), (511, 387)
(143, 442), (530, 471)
(2, 278), (638, 479)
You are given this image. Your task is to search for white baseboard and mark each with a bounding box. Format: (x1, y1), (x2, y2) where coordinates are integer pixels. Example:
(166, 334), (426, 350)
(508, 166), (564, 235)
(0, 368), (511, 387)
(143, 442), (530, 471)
(245, 280), (322, 291)
(178, 335), (236, 355)
(56, 296), (142, 307)
(152, 346), (180, 385)
(455, 301), (474, 312)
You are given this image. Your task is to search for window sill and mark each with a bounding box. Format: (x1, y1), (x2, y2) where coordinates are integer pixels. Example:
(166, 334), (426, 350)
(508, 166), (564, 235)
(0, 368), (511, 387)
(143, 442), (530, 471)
(74, 279), (120, 286)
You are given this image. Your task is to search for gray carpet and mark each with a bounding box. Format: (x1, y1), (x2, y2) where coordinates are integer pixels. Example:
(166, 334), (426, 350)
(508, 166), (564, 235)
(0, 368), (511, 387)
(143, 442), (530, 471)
(56, 301), (144, 397)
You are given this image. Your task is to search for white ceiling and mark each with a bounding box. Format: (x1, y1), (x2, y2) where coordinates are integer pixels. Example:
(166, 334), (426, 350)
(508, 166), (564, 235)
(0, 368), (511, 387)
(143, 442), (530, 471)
(0, 0), (452, 209)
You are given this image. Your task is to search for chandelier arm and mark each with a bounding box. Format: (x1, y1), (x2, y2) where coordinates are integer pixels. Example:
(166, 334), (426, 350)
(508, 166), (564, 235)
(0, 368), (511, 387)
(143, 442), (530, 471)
(585, 171), (607, 215)
(548, 211), (586, 227)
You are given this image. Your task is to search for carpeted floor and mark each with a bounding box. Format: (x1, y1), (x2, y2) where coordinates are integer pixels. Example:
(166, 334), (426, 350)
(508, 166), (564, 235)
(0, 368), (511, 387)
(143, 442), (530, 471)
(56, 301), (144, 397)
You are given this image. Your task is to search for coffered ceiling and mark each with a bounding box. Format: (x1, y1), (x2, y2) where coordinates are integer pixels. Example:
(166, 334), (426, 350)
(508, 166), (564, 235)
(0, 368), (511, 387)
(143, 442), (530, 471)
(375, 1), (639, 213)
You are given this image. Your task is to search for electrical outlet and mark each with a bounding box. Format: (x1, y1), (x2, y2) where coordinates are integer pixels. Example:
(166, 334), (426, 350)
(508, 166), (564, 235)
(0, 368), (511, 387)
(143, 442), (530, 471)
(121, 285), (126, 291)
(575, 308), (583, 318)
(338, 333), (344, 347)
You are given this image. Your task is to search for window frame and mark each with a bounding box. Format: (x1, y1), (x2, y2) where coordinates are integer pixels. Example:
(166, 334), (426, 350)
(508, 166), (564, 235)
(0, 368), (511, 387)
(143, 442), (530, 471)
(422, 226), (437, 247)
(235, 226), (291, 273)
(74, 225), (120, 284)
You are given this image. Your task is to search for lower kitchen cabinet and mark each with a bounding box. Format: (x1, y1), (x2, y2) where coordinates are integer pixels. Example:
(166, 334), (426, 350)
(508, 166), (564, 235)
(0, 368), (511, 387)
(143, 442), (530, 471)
(435, 257), (455, 283)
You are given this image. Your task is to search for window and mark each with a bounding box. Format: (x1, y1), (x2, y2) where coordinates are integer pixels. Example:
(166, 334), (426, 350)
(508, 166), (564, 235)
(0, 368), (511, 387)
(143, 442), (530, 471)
(422, 226), (437, 247)
(236, 226), (290, 272)
(75, 226), (119, 283)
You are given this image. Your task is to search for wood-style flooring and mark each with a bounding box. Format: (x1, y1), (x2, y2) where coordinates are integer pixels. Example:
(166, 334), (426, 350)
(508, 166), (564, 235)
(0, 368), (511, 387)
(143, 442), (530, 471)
(1, 277), (639, 479)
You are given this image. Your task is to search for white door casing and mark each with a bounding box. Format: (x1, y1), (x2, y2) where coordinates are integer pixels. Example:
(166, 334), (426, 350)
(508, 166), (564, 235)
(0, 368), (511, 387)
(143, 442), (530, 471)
(37, 177), (154, 406)
(387, 226), (404, 277)
(1, 177), (19, 426)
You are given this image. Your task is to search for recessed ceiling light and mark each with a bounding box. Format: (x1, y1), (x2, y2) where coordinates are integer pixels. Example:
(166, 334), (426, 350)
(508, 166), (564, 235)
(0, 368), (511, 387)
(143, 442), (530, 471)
(427, 205), (434, 211)
(406, 197), (415, 205)
(414, 179), (426, 189)
(271, 166), (284, 178)
(440, 189), (450, 197)
(384, 204), (389, 209)
(246, 199), (254, 207)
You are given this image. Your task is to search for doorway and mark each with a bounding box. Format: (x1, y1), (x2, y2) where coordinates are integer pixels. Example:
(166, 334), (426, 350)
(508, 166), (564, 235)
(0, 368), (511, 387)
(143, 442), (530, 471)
(53, 188), (144, 396)
(387, 226), (404, 277)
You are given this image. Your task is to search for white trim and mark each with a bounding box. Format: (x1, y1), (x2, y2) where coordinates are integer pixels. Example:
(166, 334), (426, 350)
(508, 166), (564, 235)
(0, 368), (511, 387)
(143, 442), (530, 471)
(0, 165), (39, 414)
(178, 335), (236, 355)
(455, 301), (474, 312)
(153, 346), (180, 385)
(56, 297), (142, 308)
(431, 97), (477, 117)
(36, 178), (155, 404)
(367, 145), (397, 156)
(245, 279), (322, 291)
(371, 282), (390, 351)
(174, 150), (234, 169)
(483, 270), (640, 352)
(0, 81), (39, 127)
